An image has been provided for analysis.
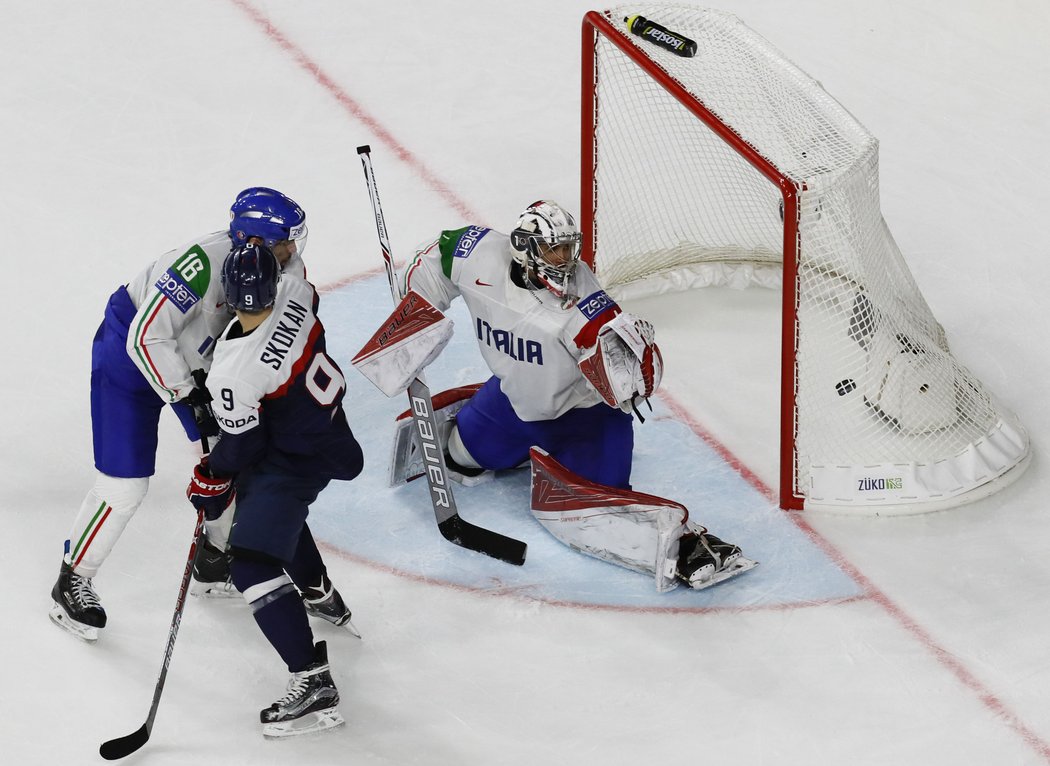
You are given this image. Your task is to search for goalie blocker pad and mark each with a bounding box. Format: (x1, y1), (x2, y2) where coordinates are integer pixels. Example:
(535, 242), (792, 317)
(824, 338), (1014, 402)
(352, 291), (454, 398)
(578, 312), (663, 410)
(529, 447), (687, 592)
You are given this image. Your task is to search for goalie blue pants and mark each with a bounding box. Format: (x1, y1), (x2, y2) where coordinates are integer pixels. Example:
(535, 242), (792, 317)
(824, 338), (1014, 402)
(455, 375), (635, 489)
(89, 286), (200, 478)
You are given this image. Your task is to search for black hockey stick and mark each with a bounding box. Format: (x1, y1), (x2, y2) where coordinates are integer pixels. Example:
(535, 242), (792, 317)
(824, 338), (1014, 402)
(99, 374), (214, 760)
(357, 144), (526, 566)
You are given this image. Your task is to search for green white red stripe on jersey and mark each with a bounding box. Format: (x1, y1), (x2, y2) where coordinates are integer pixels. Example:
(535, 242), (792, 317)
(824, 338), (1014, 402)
(131, 291), (179, 401)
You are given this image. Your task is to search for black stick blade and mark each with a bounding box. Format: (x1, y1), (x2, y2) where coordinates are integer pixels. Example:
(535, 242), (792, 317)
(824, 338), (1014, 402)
(99, 723), (149, 760)
(439, 516), (527, 566)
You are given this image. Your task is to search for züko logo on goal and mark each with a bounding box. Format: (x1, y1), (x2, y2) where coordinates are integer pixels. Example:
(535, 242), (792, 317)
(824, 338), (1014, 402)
(857, 477), (903, 491)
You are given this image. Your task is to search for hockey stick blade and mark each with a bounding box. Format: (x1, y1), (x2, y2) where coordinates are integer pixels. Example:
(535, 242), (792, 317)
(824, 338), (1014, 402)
(438, 516), (527, 566)
(99, 723), (149, 760)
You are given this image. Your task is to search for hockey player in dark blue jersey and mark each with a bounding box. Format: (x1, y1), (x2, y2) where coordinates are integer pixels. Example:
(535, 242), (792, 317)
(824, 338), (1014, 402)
(186, 243), (363, 738)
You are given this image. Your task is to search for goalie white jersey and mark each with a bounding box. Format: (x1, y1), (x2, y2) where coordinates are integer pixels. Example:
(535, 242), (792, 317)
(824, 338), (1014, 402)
(401, 225), (622, 422)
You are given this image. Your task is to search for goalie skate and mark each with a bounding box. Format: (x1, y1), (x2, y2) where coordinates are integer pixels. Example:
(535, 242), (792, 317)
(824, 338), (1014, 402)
(677, 532), (758, 590)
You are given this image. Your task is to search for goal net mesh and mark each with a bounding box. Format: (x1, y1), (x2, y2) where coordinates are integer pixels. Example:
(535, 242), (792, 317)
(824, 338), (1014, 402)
(587, 5), (1028, 511)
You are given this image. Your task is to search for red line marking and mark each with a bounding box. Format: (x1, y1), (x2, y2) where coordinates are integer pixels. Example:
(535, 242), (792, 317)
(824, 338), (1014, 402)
(223, 7), (1050, 759)
(228, 0), (482, 225)
(657, 386), (1050, 761)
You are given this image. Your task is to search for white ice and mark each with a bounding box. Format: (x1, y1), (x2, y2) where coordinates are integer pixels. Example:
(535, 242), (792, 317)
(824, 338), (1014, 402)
(2, 1), (1049, 764)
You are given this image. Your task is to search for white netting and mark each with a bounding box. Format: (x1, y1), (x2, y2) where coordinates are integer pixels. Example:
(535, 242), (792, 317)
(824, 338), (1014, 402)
(588, 5), (1028, 512)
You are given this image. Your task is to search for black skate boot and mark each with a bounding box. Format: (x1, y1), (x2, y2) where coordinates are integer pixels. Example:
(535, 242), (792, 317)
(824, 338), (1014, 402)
(260, 641), (344, 738)
(677, 530), (758, 590)
(303, 575), (361, 638)
(50, 562), (107, 642)
(191, 539), (237, 598)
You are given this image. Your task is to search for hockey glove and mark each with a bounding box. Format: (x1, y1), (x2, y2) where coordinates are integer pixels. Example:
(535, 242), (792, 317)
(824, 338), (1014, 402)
(185, 385), (221, 439)
(187, 457), (234, 520)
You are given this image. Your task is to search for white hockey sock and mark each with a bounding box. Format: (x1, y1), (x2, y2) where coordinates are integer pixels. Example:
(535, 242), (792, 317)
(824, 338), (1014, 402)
(448, 425), (483, 469)
(64, 474), (148, 577)
(204, 500), (237, 551)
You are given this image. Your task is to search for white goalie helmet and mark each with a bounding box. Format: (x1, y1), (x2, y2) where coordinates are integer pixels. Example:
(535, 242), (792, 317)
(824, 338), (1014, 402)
(509, 200), (583, 300)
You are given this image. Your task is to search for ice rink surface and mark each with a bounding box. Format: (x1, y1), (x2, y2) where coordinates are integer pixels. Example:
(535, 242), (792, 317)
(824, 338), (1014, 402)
(2, 1), (1049, 764)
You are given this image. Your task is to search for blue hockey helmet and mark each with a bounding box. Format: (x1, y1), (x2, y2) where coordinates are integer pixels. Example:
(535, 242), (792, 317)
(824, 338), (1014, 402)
(222, 243), (281, 313)
(228, 187), (308, 259)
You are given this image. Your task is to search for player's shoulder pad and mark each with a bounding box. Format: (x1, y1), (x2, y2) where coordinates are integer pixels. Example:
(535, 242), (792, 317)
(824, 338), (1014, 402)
(437, 225), (492, 279)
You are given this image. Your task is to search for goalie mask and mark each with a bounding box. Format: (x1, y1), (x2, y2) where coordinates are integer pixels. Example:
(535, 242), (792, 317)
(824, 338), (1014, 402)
(509, 200), (582, 302)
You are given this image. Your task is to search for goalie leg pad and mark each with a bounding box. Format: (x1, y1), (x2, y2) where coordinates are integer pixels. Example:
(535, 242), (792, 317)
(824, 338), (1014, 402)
(389, 383), (486, 486)
(530, 448), (687, 592)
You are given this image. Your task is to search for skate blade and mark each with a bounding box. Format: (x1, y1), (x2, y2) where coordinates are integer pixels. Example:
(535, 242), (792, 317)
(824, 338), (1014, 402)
(308, 612), (363, 639)
(687, 556), (759, 591)
(262, 708), (345, 739)
(49, 604), (99, 642)
(190, 580), (240, 599)
(342, 618), (362, 640)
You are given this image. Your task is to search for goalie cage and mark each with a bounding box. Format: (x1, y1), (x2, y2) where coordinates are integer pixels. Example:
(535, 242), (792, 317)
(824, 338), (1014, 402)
(582, 5), (1029, 514)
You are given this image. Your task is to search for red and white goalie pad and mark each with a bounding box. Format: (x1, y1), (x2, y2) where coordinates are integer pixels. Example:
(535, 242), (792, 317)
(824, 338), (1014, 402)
(352, 291), (453, 397)
(389, 384), (484, 486)
(578, 312), (663, 410)
(530, 447), (688, 592)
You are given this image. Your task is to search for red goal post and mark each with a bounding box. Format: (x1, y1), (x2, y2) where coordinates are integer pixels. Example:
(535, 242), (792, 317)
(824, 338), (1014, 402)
(580, 6), (1029, 513)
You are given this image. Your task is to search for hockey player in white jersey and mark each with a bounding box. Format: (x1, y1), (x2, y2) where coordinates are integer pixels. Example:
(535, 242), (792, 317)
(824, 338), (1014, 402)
(187, 243), (362, 737)
(50, 188), (309, 642)
(356, 200), (755, 591)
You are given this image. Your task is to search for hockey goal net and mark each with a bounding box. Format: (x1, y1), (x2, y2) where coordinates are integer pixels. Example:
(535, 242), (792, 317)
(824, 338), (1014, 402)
(582, 5), (1029, 513)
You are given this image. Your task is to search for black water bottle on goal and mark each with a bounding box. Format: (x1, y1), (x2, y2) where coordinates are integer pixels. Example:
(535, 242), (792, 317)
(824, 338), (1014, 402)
(625, 15), (697, 58)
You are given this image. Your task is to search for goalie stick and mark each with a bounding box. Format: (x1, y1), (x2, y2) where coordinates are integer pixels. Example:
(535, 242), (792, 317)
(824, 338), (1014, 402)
(356, 144), (526, 566)
(99, 370), (212, 760)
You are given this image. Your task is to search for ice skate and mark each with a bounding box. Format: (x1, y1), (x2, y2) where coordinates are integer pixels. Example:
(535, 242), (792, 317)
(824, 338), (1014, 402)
(677, 531), (757, 590)
(303, 577), (361, 638)
(191, 539), (238, 598)
(50, 562), (106, 642)
(260, 641), (344, 738)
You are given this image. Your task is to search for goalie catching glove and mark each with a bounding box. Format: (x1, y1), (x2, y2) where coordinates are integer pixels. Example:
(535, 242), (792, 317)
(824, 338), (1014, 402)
(352, 291), (454, 397)
(579, 312), (663, 411)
